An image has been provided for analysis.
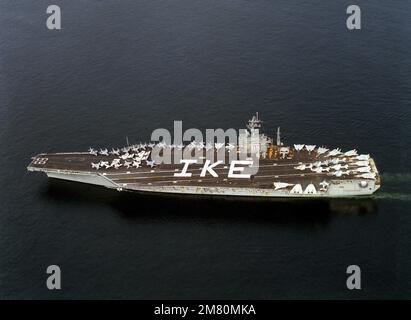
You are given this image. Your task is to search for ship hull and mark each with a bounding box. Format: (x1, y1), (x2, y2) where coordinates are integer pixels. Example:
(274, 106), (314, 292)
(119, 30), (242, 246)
(29, 166), (380, 198)
(27, 140), (381, 199)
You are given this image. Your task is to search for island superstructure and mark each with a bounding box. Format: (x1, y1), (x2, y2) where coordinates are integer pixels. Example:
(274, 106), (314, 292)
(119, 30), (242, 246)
(27, 114), (381, 198)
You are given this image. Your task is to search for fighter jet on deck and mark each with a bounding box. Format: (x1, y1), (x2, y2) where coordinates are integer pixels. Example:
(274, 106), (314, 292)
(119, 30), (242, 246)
(141, 151), (151, 161)
(205, 143), (214, 151)
(146, 160), (156, 168)
(100, 161), (110, 169)
(89, 148), (98, 156)
(132, 161), (141, 168)
(157, 142), (166, 149)
(110, 148), (120, 156)
(99, 148), (109, 156)
(91, 162), (101, 170)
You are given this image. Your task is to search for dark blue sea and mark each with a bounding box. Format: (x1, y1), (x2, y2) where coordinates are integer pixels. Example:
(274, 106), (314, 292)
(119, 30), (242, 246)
(1, 0), (410, 298)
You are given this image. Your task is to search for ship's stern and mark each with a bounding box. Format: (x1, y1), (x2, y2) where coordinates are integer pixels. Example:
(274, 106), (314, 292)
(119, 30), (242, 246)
(369, 157), (381, 193)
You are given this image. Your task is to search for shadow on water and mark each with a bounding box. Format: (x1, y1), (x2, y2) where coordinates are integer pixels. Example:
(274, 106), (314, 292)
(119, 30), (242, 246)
(40, 179), (378, 227)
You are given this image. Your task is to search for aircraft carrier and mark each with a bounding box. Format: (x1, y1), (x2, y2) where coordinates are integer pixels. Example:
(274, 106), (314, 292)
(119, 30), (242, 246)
(27, 114), (381, 198)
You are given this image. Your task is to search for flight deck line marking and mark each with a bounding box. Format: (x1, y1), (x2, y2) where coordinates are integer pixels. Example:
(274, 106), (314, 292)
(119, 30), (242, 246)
(109, 172), (325, 181)
(105, 167), (348, 180)
(102, 158), (361, 176)
(112, 173), (364, 185)
(118, 175), (361, 186)
(110, 171), (334, 183)
(102, 162), (327, 177)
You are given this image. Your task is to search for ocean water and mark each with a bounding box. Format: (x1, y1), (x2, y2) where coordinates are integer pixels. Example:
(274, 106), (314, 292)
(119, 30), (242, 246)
(0, 0), (410, 298)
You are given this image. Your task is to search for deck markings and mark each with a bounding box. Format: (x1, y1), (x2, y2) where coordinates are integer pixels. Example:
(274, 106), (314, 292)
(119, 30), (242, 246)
(113, 171), (334, 186)
(102, 161), (328, 177)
